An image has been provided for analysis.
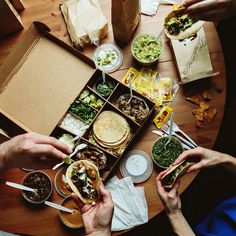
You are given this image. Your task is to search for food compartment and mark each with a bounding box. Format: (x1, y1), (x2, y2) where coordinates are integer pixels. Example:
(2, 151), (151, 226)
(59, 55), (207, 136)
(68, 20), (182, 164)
(57, 113), (89, 136)
(78, 87), (105, 110)
(109, 83), (155, 125)
(70, 139), (117, 181)
(83, 103), (140, 158)
(87, 69), (118, 99)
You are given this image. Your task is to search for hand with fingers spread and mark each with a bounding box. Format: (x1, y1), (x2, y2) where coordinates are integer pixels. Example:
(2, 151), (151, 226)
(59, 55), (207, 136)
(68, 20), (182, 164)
(0, 132), (72, 172)
(183, 0), (236, 22)
(173, 147), (236, 175)
(156, 170), (196, 236)
(71, 184), (114, 236)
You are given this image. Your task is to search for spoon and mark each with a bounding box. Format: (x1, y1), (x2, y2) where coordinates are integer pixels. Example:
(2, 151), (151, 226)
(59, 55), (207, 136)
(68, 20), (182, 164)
(128, 74), (133, 104)
(147, 29), (164, 45)
(45, 201), (75, 214)
(102, 71), (106, 84)
(52, 143), (88, 170)
(6, 181), (38, 194)
(164, 113), (174, 149)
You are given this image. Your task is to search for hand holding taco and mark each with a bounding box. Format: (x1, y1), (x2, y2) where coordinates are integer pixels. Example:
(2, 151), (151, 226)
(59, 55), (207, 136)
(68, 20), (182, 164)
(66, 160), (101, 204)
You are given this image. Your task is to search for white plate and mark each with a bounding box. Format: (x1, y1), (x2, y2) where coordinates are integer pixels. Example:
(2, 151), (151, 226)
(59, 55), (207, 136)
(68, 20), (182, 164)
(120, 150), (153, 183)
(93, 43), (123, 73)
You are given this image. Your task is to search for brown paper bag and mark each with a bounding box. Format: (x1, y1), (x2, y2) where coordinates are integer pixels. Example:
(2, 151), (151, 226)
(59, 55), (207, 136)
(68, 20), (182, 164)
(171, 27), (219, 84)
(112, 0), (141, 44)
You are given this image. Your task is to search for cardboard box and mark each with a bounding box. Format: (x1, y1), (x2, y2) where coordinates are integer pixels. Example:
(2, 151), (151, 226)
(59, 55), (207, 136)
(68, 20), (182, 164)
(0, 0), (24, 37)
(0, 22), (155, 180)
(0, 22), (95, 135)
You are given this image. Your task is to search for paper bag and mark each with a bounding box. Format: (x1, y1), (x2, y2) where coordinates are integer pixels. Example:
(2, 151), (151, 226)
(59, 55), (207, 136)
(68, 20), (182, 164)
(171, 27), (219, 84)
(112, 0), (141, 44)
(60, 0), (108, 48)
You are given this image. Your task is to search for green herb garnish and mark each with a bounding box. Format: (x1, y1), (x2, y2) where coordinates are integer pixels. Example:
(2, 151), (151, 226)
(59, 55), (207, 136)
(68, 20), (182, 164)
(96, 80), (115, 97)
(152, 137), (183, 168)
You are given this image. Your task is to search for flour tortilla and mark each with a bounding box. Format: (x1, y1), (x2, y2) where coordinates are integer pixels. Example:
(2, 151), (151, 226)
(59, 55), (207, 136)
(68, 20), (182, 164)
(66, 160), (101, 204)
(161, 161), (194, 188)
(93, 111), (129, 143)
(164, 10), (204, 40)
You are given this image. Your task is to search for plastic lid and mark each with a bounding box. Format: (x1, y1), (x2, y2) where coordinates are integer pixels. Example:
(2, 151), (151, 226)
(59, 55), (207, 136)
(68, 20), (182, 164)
(93, 43), (123, 73)
(120, 150), (153, 183)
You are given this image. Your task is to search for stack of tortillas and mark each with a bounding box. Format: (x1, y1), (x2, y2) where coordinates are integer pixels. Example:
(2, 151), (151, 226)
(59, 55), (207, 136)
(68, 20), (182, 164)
(92, 111), (131, 152)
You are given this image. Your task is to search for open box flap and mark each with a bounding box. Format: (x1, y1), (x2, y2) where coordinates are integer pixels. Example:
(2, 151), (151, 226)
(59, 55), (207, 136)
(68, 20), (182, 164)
(0, 22), (96, 135)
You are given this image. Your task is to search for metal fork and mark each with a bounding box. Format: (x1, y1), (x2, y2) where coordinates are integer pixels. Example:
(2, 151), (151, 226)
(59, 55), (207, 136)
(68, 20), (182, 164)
(168, 121), (198, 147)
(161, 124), (197, 149)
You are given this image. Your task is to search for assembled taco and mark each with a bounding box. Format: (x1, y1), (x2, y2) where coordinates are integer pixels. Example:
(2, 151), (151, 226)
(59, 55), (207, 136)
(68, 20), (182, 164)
(161, 160), (194, 188)
(164, 5), (204, 40)
(66, 160), (101, 204)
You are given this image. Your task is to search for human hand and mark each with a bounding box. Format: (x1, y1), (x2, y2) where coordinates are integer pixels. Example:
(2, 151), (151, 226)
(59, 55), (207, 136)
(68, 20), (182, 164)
(71, 184), (114, 236)
(156, 170), (181, 216)
(183, 0), (236, 21)
(0, 132), (71, 171)
(173, 147), (226, 173)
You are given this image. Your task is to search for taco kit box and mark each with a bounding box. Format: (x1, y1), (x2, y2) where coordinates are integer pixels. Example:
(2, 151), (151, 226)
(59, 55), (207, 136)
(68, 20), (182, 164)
(0, 22), (155, 180)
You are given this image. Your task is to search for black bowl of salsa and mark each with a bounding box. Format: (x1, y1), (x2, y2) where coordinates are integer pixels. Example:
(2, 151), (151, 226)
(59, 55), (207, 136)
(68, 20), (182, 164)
(22, 170), (52, 204)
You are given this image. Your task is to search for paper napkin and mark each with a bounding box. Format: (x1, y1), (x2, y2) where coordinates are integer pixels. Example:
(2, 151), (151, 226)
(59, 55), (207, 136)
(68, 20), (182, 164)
(106, 176), (148, 231)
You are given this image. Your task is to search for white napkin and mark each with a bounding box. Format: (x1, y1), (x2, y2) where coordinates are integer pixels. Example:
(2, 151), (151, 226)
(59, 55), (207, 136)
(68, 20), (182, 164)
(141, 0), (160, 16)
(106, 176), (148, 231)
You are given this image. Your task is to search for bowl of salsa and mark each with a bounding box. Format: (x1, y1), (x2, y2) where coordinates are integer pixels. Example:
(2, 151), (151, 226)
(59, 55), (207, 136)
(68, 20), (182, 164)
(22, 170), (52, 204)
(59, 196), (83, 229)
(151, 136), (183, 169)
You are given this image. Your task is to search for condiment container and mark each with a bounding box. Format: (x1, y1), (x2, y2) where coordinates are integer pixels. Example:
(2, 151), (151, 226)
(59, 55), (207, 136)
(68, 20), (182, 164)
(54, 167), (72, 198)
(59, 196), (83, 229)
(151, 136), (183, 169)
(22, 170), (52, 204)
(131, 33), (163, 65)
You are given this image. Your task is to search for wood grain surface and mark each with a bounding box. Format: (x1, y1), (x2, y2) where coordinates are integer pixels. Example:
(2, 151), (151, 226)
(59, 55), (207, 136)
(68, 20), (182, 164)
(0, 0), (226, 235)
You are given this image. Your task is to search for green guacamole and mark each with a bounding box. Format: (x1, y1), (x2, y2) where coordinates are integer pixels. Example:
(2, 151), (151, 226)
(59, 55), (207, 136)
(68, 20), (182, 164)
(152, 137), (183, 168)
(132, 35), (162, 63)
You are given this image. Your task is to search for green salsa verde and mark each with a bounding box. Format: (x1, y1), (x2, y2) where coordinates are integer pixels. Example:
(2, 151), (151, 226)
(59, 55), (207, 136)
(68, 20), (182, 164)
(152, 137), (183, 168)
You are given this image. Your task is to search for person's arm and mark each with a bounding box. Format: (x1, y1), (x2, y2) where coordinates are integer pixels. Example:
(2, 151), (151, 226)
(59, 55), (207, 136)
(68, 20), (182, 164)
(183, 0), (236, 21)
(0, 132), (71, 173)
(72, 184), (114, 236)
(174, 147), (236, 176)
(156, 171), (195, 236)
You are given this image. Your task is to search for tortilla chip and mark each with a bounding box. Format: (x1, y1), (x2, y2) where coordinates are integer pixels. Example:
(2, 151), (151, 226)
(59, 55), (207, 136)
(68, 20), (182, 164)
(195, 120), (203, 128)
(200, 101), (210, 111)
(202, 90), (212, 100)
(186, 95), (204, 105)
(192, 108), (204, 121)
(204, 108), (217, 123)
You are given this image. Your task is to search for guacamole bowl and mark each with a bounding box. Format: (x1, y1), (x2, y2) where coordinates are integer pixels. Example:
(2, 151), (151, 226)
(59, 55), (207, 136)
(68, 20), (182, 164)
(131, 33), (163, 65)
(151, 136), (183, 169)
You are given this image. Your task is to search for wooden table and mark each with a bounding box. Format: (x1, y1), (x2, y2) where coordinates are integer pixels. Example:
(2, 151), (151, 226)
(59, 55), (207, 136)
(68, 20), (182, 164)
(0, 1), (226, 235)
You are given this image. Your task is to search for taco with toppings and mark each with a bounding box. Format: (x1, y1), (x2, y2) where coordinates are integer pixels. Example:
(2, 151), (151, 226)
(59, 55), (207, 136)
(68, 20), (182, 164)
(164, 5), (204, 40)
(66, 160), (101, 204)
(161, 160), (194, 189)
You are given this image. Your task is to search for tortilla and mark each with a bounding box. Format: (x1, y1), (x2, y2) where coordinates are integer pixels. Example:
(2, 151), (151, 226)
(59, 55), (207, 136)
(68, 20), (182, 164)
(66, 160), (101, 204)
(161, 161), (194, 188)
(164, 7), (204, 40)
(93, 111), (129, 143)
